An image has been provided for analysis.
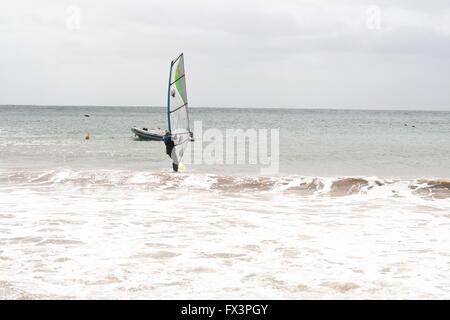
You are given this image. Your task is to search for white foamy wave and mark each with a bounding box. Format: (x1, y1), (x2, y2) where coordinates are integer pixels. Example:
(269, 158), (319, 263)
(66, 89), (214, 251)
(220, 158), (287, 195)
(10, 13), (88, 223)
(0, 281), (46, 300)
(1, 169), (450, 200)
(1, 181), (449, 299)
(1, 169), (449, 299)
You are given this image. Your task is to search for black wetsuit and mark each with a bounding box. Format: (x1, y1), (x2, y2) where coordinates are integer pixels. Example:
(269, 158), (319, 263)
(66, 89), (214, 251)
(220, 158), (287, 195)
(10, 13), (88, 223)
(163, 135), (174, 156)
(163, 135), (178, 172)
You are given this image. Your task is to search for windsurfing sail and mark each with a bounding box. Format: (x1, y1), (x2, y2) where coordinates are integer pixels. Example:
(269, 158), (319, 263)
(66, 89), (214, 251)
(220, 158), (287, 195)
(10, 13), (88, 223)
(167, 53), (191, 163)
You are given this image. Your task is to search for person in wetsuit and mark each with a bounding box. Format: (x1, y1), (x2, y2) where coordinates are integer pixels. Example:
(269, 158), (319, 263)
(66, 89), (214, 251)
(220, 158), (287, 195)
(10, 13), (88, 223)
(163, 131), (179, 172)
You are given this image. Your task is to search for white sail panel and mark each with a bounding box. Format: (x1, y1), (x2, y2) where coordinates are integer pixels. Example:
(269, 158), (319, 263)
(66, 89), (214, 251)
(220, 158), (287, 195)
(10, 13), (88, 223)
(168, 53), (190, 162)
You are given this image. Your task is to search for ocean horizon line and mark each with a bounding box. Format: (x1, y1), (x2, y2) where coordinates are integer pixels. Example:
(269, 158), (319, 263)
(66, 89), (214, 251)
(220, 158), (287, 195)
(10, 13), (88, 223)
(1, 104), (449, 112)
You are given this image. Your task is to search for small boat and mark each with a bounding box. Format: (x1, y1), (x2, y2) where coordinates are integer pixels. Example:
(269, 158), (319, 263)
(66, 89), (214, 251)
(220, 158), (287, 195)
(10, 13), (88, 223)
(131, 127), (164, 140)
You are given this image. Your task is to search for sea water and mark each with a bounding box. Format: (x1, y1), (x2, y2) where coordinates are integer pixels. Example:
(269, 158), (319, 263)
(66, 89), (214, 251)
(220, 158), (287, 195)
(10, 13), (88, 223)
(0, 105), (449, 299)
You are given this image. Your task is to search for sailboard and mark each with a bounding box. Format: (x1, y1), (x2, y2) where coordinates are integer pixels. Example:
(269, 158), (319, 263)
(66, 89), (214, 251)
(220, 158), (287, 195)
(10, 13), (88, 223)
(167, 53), (191, 171)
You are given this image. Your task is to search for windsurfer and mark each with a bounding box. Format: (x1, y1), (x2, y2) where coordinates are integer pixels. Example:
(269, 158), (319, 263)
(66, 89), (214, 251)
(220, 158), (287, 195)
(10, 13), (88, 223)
(163, 131), (179, 172)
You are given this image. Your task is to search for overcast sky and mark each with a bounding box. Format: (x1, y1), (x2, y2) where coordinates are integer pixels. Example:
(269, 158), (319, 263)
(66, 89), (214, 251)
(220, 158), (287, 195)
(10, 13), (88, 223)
(1, 0), (449, 109)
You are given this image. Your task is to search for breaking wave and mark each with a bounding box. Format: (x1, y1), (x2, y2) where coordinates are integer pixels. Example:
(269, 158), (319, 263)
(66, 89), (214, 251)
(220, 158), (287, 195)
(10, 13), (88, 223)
(1, 169), (449, 199)
(0, 281), (44, 300)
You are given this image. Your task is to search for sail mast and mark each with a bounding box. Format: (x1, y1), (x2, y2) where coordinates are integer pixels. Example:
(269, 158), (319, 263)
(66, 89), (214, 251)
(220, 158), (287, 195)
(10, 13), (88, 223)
(167, 60), (174, 132)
